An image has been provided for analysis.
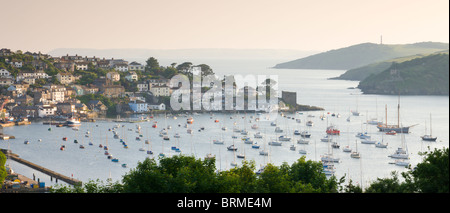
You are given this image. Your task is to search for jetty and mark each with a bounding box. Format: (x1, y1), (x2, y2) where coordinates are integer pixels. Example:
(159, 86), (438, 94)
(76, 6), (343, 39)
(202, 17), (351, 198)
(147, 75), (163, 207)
(1, 149), (82, 186)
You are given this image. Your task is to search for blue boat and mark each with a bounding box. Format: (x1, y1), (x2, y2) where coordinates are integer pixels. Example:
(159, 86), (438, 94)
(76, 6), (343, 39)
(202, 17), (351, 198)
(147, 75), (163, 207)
(112, 158), (119, 162)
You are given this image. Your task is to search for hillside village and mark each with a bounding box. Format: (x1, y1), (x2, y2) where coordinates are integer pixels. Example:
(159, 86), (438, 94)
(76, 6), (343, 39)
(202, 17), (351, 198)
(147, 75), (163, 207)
(0, 48), (203, 125)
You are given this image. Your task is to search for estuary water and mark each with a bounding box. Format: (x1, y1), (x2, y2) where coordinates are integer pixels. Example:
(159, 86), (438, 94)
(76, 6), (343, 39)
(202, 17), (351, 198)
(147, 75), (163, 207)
(1, 58), (448, 189)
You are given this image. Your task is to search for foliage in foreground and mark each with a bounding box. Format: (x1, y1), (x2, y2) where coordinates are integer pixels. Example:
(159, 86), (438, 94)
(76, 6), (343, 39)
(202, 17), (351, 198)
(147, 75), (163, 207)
(50, 147), (449, 193)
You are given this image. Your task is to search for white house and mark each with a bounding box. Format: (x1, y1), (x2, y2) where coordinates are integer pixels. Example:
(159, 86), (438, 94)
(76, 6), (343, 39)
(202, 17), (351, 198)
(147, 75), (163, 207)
(38, 104), (57, 117)
(10, 60), (22, 68)
(150, 85), (170, 97)
(137, 81), (149, 92)
(125, 71), (138, 82)
(0, 68), (11, 78)
(128, 61), (145, 71)
(75, 62), (89, 70)
(148, 103), (166, 111)
(106, 71), (120, 82)
(0, 78), (14, 86)
(114, 63), (129, 72)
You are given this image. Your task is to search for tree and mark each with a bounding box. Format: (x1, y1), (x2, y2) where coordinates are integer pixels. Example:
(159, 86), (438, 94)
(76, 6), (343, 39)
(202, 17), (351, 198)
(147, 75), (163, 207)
(145, 57), (160, 72)
(411, 147), (449, 193)
(0, 151), (6, 187)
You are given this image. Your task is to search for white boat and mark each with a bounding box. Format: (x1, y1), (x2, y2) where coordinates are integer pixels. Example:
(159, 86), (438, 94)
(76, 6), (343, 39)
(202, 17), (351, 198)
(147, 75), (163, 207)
(270, 122), (277, 126)
(240, 129), (248, 135)
(66, 117), (81, 127)
(300, 131), (311, 138)
(320, 135), (332, 142)
(289, 145), (296, 151)
(174, 133), (181, 138)
(297, 139), (309, 144)
(268, 140), (282, 146)
(321, 153), (340, 163)
(361, 139), (376, 144)
(259, 150), (269, 156)
(306, 121), (314, 126)
(278, 135), (291, 142)
(394, 159), (410, 167)
(342, 145), (352, 152)
(274, 127), (283, 133)
(389, 147), (409, 159)
(293, 130), (300, 135)
(375, 141), (388, 148)
(298, 149), (307, 154)
(296, 119), (301, 123)
(213, 139), (224, 145)
(350, 151), (360, 159)
(251, 124), (258, 129)
(356, 132), (371, 139)
(421, 114), (437, 141)
(254, 132), (263, 138)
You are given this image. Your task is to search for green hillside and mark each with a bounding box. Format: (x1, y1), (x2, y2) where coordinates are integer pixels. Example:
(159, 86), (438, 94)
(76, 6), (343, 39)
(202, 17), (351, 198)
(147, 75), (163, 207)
(273, 42), (449, 70)
(330, 53), (446, 81)
(357, 53), (449, 95)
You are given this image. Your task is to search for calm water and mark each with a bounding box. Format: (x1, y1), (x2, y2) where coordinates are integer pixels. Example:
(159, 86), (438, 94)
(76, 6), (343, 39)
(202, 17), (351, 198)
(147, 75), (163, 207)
(1, 59), (449, 189)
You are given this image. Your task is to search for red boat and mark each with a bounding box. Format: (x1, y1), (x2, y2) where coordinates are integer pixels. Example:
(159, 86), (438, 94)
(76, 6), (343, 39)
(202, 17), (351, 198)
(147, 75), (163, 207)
(386, 130), (397, 135)
(63, 137), (68, 141)
(326, 126), (340, 135)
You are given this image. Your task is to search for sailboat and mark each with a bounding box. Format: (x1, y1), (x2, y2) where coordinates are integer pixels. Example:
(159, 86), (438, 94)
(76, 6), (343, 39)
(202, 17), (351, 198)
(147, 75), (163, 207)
(350, 140), (360, 159)
(388, 128), (409, 159)
(377, 96), (414, 133)
(351, 95), (360, 116)
(421, 114), (437, 141)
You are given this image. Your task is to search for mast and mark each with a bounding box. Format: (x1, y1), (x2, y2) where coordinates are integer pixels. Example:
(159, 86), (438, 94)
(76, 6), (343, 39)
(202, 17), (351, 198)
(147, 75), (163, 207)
(385, 104), (387, 126)
(397, 94), (400, 128)
(430, 113), (433, 136)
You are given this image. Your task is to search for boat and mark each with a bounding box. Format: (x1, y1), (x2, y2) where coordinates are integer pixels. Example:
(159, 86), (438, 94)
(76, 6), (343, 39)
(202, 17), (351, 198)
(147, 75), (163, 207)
(322, 162), (336, 176)
(360, 139), (376, 144)
(297, 139), (309, 144)
(227, 144), (238, 151)
(243, 137), (253, 144)
(66, 117), (81, 127)
(205, 153), (215, 160)
(386, 130), (397, 135)
(254, 132), (263, 138)
(356, 132), (371, 139)
(152, 123), (157, 128)
(326, 125), (340, 135)
(298, 149), (307, 154)
(270, 122), (277, 126)
(62, 137), (68, 141)
(259, 150), (269, 156)
(24, 140), (29, 144)
(251, 124), (258, 129)
(375, 141), (388, 148)
(350, 151), (360, 158)
(278, 135), (291, 142)
(350, 140), (360, 158)
(251, 142), (260, 149)
(163, 135), (170, 140)
(268, 140), (282, 146)
(377, 98), (413, 133)
(79, 145), (85, 149)
(293, 130), (300, 135)
(320, 135), (332, 142)
(274, 127), (283, 133)
(342, 145), (352, 152)
(121, 164), (127, 168)
(394, 159), (410, 167)
(331, 142), (340, 149)
(213, 139), (224, 145)
(60, 145), (65, 150)
(111, 158), (119, 162)
(421, 114), (437, 141)
(289, 144), (296, 151)
(306, 120), (314, 127)
(187, 117), (194, 124)
(321, 153), (340, 163)
(300, 131), (311, 138)
(389, 147), (409, 159)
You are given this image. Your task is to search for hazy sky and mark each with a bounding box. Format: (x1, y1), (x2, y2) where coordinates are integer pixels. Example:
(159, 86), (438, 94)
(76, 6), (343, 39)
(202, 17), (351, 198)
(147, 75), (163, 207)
(1, 0), (448, 53)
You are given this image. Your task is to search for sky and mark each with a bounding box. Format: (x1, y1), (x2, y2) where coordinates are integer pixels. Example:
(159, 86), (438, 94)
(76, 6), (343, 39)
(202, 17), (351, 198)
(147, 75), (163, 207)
(0, 0), (448, 53)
